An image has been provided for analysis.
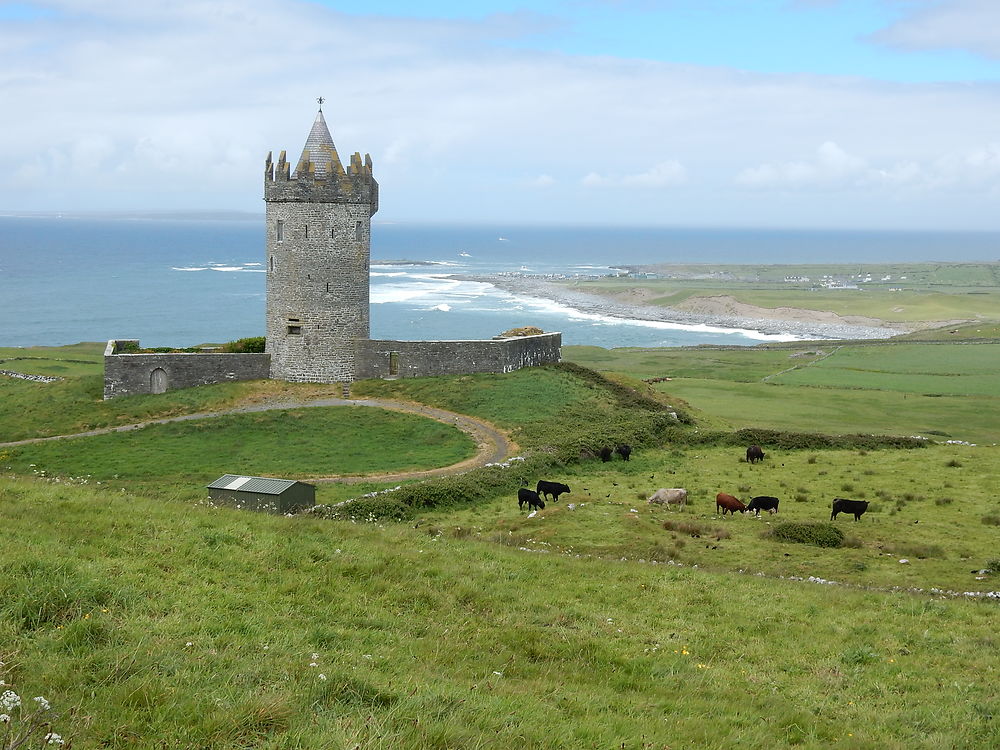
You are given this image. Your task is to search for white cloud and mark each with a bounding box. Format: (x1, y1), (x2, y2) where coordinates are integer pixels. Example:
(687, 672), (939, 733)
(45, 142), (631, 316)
(2, 0), (1000, 228)
(871, 0), (1000, 59)
(736, 140), (1000, 193)
(582, 161), (687, 188)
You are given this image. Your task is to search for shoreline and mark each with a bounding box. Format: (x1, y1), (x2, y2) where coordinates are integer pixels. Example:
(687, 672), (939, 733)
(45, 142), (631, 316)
(460, 274), (905, 341)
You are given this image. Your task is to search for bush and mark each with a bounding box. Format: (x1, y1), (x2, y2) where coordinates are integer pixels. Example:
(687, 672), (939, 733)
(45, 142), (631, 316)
(981, 514), (1000, 526)
(222, 336), (266, 353)
(769, 522), (845, 548)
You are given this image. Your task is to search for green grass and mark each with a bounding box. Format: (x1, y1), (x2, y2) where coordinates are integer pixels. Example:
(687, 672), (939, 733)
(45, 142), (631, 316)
(563, 342), (1000, 443)
(0, 342), (106, 376)
(2, 477), (998, 748)
(423, 442), (1000, 594)
(0, 372), (355, 442)
(773, 342), (1000, 396)
(2, 407), (476, 481)
(658, 379), (1000, 443)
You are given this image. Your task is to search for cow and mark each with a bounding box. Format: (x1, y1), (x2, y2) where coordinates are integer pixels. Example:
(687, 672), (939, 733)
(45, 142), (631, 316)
(747, 495), (780, 516)
(716, 492), (746, 515)
(536, 480), (571, 502)
(616, 444), (632, 461)
(746, 445), (765, 464)
(648, 488), (687, 509)
(599, 446), (613, 462)
(831, 498), (869, 521)
(518, 488), (545, 511)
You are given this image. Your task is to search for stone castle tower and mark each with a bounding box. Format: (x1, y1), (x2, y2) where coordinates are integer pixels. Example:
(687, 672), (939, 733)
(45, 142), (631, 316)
(263, 104), (378, 382)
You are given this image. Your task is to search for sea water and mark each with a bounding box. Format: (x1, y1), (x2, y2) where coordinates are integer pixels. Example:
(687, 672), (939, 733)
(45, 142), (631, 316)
(1, 216), (998, 349)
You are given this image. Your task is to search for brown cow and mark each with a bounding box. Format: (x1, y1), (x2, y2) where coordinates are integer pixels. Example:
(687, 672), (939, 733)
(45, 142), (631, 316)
(716, 492), (746, 515)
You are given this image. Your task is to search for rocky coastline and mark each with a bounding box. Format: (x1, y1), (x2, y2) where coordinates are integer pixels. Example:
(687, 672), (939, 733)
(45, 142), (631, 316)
(461, 274), (904, 341)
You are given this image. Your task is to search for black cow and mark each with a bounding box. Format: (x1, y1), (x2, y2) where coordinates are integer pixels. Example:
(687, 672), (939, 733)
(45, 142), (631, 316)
(831, 498), (869, 521)
(536, 480), (571, 502)
(746, 445), (765, 464)
(599, 447), (613, 462)
(616, 444), (632, 461)
(747, 495), (780, 516)
(518, 488), (545, 511)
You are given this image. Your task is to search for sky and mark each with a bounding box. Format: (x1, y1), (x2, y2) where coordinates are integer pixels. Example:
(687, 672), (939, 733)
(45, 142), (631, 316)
(3, 0), (1000, 229)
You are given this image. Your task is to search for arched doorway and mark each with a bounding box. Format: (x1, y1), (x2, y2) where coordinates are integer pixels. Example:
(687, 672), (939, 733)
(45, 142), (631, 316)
(150, 368), (168, 394)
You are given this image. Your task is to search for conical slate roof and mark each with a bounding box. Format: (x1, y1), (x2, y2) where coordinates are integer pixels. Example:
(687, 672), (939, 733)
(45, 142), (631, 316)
(295, 108), (343, 179)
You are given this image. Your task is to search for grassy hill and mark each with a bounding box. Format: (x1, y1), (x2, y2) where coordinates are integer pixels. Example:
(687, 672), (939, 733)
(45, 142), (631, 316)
(1, 344), (998, 747)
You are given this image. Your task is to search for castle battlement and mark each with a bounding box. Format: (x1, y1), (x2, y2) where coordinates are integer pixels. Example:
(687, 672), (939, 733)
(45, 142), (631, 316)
(264, 109), (378, 211)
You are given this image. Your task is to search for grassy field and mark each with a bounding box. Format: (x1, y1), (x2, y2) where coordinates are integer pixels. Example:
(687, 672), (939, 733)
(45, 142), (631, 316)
(3, 345), (999, 747)
(2, 477), (998, 749)
(560, 260), (1000, 325)
(1, 407), (476, 482)
(422, 442), (1000, 594)
(564, 341), (1000, 444)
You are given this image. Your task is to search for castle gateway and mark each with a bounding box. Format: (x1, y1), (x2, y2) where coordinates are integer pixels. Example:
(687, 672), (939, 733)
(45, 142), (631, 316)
(103, 106), (560, 399)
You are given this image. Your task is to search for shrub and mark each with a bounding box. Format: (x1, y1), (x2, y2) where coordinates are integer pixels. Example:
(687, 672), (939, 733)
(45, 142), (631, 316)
(841, 483), (854, 492)
(946, 458), (963, 468)
(981, 514), (1000, 526)
(222, 336), (266, 353)
(885, 543), (945, 559)
(806, 455), (817, 464)
(934, 497), (955, 506)
(985, 559), (1000, 574)
(769, 522), (845, 548)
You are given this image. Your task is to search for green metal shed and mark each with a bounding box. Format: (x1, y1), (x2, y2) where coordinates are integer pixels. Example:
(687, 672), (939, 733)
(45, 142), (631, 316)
(206, 474), (316, 514)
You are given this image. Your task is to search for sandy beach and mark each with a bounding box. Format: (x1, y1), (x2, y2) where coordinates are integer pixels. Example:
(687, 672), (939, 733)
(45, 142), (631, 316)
(464, 275), (906, 341)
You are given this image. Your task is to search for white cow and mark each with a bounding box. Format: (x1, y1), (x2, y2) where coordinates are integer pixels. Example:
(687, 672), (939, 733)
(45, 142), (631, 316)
(647, 488), (688, 509)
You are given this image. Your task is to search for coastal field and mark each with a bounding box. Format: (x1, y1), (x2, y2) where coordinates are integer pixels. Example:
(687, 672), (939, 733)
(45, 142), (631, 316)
(554, 260), (1000, 330)
(564, 339), (1000, 444)
(2, 345), (999, 747)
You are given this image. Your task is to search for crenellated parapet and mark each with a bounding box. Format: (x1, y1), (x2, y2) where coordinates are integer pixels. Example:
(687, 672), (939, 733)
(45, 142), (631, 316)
(264, 110), (378, 214)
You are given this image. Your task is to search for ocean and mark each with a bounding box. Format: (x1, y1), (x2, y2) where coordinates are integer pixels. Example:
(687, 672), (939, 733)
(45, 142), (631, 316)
(2, 216), (998, 349)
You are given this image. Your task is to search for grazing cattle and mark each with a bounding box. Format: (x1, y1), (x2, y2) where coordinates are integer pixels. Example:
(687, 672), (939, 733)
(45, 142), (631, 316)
(716, 492), (746, 515)
(648, 488), (687, 509)
(747, 495), (780, 516)
(536, 480), (571, 502)
(616, 444), (632, 461)
(746, 445), (765, 464)
(831, 498), (869, 521)
(599, 447), (613, 462)
(518, 488), (545, 511)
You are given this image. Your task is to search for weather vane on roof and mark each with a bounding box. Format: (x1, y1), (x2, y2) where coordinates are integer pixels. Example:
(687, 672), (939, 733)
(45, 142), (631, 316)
(317, 96), (325, 110)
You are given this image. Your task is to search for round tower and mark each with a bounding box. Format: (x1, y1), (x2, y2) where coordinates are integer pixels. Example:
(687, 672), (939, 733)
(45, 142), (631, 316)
(264, 104), (378, 382)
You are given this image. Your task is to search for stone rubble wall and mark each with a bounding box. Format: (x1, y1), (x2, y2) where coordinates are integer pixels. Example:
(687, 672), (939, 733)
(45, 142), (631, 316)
(103, 340), (270, 399)
(356, 333), (562, 379)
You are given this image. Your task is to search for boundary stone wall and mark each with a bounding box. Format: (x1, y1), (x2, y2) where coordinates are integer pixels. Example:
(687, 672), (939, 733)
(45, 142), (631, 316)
(103, 340), (271, 399)
(356, 332), (562, 379)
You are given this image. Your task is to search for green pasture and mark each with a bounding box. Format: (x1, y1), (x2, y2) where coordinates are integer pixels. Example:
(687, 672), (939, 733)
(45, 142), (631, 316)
(0, 371), (353, 442)
(2, 477), (998, 749)
(658, 380), (1000, 444)
(565, 343), (824, 381)
(421, 442), (1000, 594)
(0, 342), (106, 377)
(1, 407), (475, 482)
(563, 341), (1000, 443)
(772, 342), (999, 396)
(566, 277), (1000, 324)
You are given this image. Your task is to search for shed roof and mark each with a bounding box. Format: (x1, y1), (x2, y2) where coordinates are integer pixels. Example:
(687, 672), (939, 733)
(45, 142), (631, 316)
(206, 474), (304, 495)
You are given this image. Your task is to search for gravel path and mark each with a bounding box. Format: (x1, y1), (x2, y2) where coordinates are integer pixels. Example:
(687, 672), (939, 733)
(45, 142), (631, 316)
(0, 397), (514, 483)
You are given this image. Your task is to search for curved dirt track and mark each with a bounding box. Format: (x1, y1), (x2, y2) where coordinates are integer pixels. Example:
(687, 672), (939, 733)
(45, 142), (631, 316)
(0, 398), (515, 483)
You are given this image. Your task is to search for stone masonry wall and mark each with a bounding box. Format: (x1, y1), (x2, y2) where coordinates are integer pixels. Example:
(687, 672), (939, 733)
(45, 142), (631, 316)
(103, 340), (270, 399)
(356, 333), (562, 379)
(265, 201), (371, 383)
